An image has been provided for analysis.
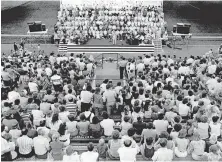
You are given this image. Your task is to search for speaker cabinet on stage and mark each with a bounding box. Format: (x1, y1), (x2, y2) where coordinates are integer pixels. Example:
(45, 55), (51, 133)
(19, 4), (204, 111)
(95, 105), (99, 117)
(173, 25), (177, 33)
(42, 24), (46, 31)
(132, 39), (139, 45)
(28, 21), (46, 32)
(176, 23), (191, 34)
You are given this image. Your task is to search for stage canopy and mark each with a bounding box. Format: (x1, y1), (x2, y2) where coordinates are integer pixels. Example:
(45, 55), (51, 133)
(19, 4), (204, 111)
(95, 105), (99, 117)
(60, 0), (163, 9)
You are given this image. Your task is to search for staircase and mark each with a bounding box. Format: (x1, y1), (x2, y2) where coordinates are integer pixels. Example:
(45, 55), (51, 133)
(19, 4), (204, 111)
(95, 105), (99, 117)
(153, 39), (163, 55)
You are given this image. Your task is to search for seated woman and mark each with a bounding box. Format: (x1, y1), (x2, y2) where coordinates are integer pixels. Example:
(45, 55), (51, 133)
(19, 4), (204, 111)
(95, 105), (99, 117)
(50, 133), (64, 161)
(120, 116), (133, 136)
(170, 123), (182, 140)
(131, 106), (144, 123)
(174, 129), (190, 158)
(205, 134), (218, 153)
(76, 113), (90, 136)
(195, 115), (209, 140)
(107, 130), (121, 160)
(140, 137), (155, 160)
(89, 116), (103, 138)
(207, 144), (222, 162)
(188, 131), (207, 160)
(58, 123), (70, 147)
(49, 113), (63, 131)
(66, 114), (78, 137)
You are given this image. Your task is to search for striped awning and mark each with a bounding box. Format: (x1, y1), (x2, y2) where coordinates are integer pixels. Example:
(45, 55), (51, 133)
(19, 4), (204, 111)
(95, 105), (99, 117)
(58, 44), (155, 53)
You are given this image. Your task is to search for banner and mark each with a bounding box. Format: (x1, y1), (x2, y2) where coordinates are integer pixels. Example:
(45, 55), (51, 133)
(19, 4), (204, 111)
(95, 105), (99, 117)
(60, 0), (163, 8)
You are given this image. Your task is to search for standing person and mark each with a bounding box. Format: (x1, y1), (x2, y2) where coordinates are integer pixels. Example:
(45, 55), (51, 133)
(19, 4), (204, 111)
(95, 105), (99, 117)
(80, 85), (93, 113)
(92, 87), (104, 116)
(13, 42), (18, 52)
(20, 38), (25, 50)
(118, 57), (128, 79)
(103, 84), (117, 116)
(112, 30), (117, 45)
(51, 71), (63, 92)
(81, 143), (99, 162)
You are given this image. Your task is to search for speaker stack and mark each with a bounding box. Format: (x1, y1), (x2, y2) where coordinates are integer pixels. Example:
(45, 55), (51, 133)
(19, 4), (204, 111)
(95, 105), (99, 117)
(28, 21), (46, 32)
(173, 23), (191, 34)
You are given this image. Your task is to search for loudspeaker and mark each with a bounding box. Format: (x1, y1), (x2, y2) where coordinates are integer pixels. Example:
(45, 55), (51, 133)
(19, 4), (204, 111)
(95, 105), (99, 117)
(28, 21), (43, 32)
(173, 25), (177, 33)
(34, 24), (42, 32)
(177, 26), (190, 34)
(176, 23), (191, 34)
(42, 24), (46, 31)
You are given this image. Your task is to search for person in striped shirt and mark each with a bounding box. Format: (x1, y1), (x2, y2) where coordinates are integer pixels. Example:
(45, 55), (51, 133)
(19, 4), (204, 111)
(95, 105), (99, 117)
(16, 129), (34, 158)
(66, 97), (78, 117)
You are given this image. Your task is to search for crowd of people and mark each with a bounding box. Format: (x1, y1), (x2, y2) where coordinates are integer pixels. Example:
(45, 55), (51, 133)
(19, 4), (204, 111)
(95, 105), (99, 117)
(54, 3), (166, 45)
(1, 40), (222, 162)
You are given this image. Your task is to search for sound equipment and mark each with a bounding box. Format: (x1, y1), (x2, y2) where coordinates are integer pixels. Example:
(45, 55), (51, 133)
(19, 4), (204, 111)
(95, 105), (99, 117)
(176, 23), (191, 34)
(132, 39), (139, 45)
(173, 23), (191, 34)
(42, 24), (46, 31)
(173, 25), (177, 33)
(28, 21), (46, 32)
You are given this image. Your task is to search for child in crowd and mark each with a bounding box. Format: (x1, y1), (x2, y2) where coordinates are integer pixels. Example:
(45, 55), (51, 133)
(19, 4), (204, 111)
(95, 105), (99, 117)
(63, 146), (80, 162)
(96, 138), (108, 159)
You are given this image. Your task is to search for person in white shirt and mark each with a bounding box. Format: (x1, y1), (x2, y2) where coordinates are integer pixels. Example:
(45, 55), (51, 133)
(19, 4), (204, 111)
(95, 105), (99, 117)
(81, 143), (99, 162)
(153, 114), (169, 135)
(8, 87), (20, 103)
(207, 61), (217, 74)
(1, 125), (14, 161)
(206, 77), (218, 93)
(118, 139), (138, 162)
(100, 79), (109, 93)
(178, 98), (190, 119)
(63, 146), (80, 162)
(51, 71), (62, 92)
(100, 112), (115, 137)
(136, 61), (145, 73)
(115, 82), (123, 95)
(103, 84), (117, 115)
(45, 65), (52, 77)
(33, 128), (50, 159)
(143, 55), (151, 66)
(178, 63), (190, 75)
(80, 85), (93, 112)
(152, 138), (174, 161)
(32, 109), (45, 127)
(28, 78), (38, 93)
(78, 59), (86, 71)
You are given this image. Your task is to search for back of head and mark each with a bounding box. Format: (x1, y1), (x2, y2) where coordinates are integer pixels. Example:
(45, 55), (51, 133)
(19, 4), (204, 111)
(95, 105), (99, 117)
(102, 111), (109, 119)
(127, 128), (135, 137)
(124, 139), (132, 147)
(159, 138), (167, 148)
(87, 142), (94, 151)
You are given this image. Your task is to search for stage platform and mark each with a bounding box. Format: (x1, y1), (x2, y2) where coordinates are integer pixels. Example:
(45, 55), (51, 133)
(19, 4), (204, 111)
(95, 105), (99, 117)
(58, 44), (155, 53)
